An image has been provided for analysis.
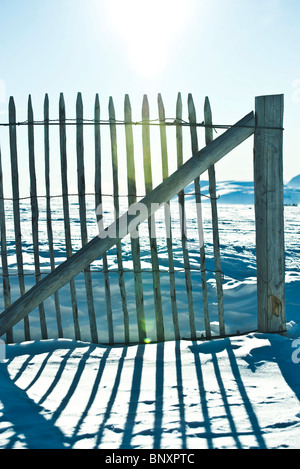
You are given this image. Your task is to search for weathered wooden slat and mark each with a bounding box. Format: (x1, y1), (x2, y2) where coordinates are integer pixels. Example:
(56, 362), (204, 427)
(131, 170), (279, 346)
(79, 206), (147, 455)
(0, 146), (12, 343)
(204, 96), (224, 337)
(59, 93), (81, 340)
(157, 93), (180, 340)
(108, 97), (129, 343)
(0, 110), (255, 337)
(44, 94), (63, 338)
(254, 94), (285, 333)
(176, 92), (195, 340)
(188, 93), (211, 337)
(94, 94), (114, 344)
(124, 94), (146, 343)
(142, 94), (165, 342)
(8, 97), (30, 341)
(76, 92), (98, 343)
(28, 95), (48, 339)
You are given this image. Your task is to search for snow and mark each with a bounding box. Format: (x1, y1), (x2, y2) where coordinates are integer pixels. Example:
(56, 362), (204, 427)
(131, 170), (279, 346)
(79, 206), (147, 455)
(0, 181), (300, 449)
(1, 334), (300, 449)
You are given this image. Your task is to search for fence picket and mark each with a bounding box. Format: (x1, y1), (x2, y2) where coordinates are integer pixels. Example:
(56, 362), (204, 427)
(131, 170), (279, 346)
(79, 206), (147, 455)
(59, 93), (81, 340)
(0, 147), (12, 343)
(124, 94), (146, 343)
(204, 97), (225, 337)
(44, 94), (63, 338)
(187, 93), (210, 338)
(76, 93), (98, 343)
(94, 94), (115, 344)
(28, 96), (48, 339)
(108, 97), (129, 343)
(157, 93), (180, 340)
(176, 92), (195, 339)
(142, 95), (165, 342)
(9, 97), (30, 341)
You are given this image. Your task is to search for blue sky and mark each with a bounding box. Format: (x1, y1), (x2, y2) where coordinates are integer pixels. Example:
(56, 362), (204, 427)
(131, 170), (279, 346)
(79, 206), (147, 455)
(0, 0), (300, 195)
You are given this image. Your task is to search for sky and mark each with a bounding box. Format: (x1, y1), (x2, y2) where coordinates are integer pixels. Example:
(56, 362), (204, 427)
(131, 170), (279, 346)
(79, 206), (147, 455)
(0, 0), (300, 196)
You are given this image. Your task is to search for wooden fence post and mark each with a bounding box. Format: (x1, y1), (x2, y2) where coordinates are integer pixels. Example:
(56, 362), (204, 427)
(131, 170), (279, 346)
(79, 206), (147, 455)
(254, 94), (286, 333)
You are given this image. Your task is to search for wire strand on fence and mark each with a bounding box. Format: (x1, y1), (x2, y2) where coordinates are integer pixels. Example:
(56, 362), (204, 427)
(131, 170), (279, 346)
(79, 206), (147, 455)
(0, 117), (284, 131)
(0, 191), (220, 202)
(0, 267), (225, 278)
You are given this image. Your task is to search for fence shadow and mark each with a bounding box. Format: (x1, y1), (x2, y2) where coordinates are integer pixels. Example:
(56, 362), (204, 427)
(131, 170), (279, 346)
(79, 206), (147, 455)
(0, 350), (66, 449)
(243, 334), (300, 402)
(189, 338), (267, 449)
(3, 336), (296, 449)
(0, 342), (104, 449)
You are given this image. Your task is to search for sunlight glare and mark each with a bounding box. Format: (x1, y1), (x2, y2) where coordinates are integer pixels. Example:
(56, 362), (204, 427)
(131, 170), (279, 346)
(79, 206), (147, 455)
(105, 0), (192, 78)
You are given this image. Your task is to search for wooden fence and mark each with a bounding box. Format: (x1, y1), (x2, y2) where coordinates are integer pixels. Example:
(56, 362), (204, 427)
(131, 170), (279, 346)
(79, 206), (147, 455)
(0, 93), (286, 344)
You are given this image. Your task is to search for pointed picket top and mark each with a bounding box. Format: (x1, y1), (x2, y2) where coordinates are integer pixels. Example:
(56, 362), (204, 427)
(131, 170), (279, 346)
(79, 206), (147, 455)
(109, 96), (119, 202)
(141, 94), (152, 193)
(59, 92), (66, 120)
(204, 96), (213, 144)
(142, 94), (153, 194)
(124, 93), (136, 204)
(187, 93), (198, 155)
(108, 95), (115, 120)
(59, 91), (64, 105)
(44, 93), (49, 126)
(9, 96), (16, 123)
(28, 94), (34, 122)
(157, 93), (166, 120)
(27, 95), (36, 185)
(124, 93), (132, 121)
(76, 91), (83, 119)
(142, 93), (149, 120)
(44, 92), (49, 109)
(176, 91), (182, 115)
(94, 93), (100, 120)
(157, 93), (169, 180)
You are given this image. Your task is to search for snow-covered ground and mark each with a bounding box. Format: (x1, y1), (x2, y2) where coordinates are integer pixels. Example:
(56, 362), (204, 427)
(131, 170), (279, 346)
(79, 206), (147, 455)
(0, 180), (299, 449)
(1, 333), (300, 450)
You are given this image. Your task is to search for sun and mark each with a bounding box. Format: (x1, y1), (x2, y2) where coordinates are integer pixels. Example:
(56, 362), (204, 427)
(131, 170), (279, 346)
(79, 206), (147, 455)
(104, 0), (192, 78)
